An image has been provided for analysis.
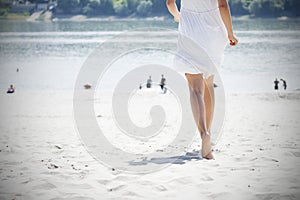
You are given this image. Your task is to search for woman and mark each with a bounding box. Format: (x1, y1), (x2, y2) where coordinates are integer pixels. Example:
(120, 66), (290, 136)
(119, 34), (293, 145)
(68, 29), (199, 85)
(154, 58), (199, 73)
(167, 0), (238, 159)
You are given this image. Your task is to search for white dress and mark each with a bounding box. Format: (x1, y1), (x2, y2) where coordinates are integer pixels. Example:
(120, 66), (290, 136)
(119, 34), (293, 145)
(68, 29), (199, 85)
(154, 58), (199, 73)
(174, 0), (228, 77)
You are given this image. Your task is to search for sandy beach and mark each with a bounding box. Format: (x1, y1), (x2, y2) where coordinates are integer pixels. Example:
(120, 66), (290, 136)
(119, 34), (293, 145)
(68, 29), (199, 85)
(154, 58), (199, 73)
(0, 89), (299, 200)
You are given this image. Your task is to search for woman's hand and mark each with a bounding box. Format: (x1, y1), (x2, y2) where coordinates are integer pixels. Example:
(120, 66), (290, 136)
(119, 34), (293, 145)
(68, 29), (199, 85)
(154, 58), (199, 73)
(218, 0), (238, 46)
(174, 13), (180, 22)
(228, 34), (238, 46)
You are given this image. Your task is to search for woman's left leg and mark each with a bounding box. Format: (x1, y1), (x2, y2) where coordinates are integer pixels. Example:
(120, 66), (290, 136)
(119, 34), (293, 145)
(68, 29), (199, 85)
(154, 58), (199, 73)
(204, 75), (215, 133)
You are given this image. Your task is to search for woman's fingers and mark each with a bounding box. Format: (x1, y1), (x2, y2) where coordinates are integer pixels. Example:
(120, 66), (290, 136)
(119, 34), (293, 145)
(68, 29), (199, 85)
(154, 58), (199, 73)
(174, 16), (179, 22)
(228, 35), (238, 46)
(174, 13), (180, 22)
(230, 39), (236, 46)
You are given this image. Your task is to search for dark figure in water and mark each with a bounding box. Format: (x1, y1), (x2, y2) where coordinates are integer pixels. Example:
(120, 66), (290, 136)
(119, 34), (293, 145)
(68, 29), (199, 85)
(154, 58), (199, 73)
(146, 76), (152, 88)
(274, 78), (279, 90)
(7, 84), (15, 94)
(160, 74), (166, 91)
(84, 84), (92, 89)
(280, 79), (287, 90)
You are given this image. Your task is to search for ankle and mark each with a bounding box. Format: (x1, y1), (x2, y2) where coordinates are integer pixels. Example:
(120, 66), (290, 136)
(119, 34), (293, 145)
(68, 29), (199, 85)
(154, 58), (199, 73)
(200, 131), (209, 138)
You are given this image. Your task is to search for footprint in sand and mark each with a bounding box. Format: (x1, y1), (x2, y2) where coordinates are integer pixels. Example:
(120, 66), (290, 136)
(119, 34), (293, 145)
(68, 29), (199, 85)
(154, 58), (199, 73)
(291, 151), (300, 157)
(108, 184), (127, 192)
(155, 185), (168, 191)
(97, 179), (111, 185)
(209, 192), (231, 199)
(62, 196), (95, 200)
(255, 193), (281, 200)
(201, 174), (214, 181)
(32, 181), (57, 190)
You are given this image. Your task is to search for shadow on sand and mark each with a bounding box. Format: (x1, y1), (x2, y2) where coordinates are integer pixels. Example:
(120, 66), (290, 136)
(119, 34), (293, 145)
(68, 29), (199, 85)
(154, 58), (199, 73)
(129, 150), (203, 166)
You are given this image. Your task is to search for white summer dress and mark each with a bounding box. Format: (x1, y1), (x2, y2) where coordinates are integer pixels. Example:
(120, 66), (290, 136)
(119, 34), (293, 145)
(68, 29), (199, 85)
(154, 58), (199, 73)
(174, 0), (228, 77)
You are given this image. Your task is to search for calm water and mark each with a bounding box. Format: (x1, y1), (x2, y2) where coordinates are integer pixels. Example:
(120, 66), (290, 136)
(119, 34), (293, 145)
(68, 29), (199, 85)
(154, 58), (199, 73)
(0, 18), (300, 91)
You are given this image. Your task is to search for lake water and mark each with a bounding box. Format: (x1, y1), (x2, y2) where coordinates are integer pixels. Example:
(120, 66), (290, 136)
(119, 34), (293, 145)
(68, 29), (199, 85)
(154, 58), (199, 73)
(0, 18), (300, 92)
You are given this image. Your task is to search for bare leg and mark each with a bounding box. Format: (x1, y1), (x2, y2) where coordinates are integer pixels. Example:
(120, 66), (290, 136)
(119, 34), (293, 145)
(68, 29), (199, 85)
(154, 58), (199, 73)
(204, 75), (215, 132)
(186, 73), (207, 133)
(185, 73), (213, 159)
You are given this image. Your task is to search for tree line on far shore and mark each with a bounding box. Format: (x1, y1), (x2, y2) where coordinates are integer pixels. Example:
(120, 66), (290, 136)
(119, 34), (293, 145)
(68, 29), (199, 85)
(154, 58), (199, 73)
(1, 0), (300, 18)
(56, 0), (165, 17)
(229, 0), (299, 17)
(57, 0), (299, 17)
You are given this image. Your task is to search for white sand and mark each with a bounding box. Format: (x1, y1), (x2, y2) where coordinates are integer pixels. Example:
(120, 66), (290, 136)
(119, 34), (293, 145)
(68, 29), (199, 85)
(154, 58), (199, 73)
(0, 90), (300, 200)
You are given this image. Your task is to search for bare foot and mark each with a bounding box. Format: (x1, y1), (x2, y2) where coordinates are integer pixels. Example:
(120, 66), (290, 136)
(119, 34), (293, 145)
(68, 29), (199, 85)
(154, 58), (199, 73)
(201, 132), (214, 160)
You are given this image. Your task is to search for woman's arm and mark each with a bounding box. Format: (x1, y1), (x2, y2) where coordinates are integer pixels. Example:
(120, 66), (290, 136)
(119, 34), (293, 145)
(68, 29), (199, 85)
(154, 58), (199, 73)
(166, 0), (180, 22)
(218, 0), (238, 46)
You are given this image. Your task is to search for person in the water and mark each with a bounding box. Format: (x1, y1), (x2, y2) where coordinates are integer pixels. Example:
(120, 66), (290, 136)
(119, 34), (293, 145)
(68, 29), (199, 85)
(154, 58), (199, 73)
(274, 78), (279, 90)
(280, 79), (287, 90)
(146, 76), (152, 88)
(7, 84), (15, 94)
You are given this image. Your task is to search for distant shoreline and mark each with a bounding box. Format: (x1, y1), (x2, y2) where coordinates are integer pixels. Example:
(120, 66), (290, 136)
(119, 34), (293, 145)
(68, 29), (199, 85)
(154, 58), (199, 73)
(0, 12), (168, 21)
(52, 14), (167, 22)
